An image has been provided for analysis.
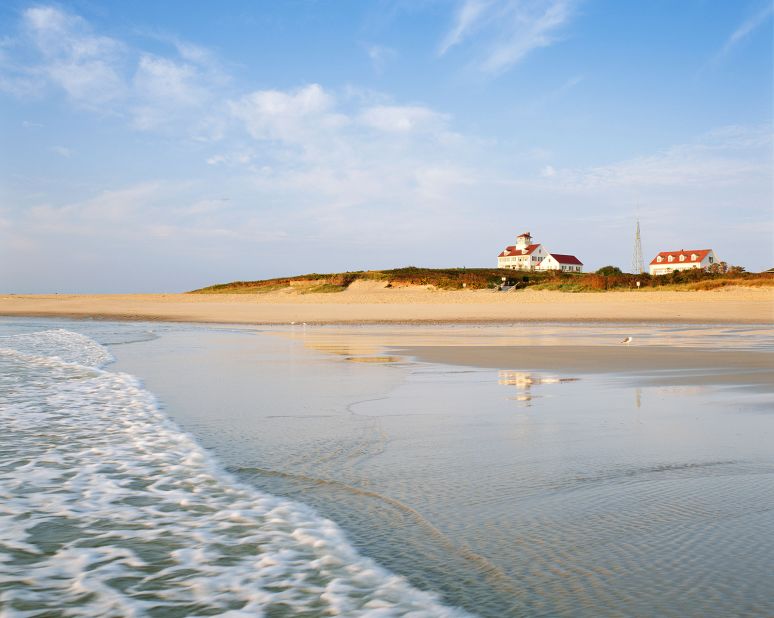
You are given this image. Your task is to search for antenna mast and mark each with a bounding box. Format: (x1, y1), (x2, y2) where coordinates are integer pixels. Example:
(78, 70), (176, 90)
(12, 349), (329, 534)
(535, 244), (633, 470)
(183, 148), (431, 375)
(631, 219), (644, 274)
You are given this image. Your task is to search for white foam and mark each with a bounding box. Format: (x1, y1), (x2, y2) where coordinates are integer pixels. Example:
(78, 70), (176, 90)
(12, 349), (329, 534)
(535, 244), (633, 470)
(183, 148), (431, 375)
(0, 329), (472, 617)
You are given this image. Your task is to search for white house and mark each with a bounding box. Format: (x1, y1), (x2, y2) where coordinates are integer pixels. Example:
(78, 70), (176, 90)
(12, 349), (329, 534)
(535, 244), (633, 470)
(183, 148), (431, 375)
(497, 232), (583, 272)
(649, 249), (718, 276)
(497, 232), (548, 270)
(538, 253), (584, 273)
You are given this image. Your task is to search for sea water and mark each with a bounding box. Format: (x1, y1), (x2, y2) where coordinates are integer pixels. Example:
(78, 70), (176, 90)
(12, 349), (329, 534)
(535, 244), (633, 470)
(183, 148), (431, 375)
(0, 323), (468, 617)
(2, 318), (773, 618)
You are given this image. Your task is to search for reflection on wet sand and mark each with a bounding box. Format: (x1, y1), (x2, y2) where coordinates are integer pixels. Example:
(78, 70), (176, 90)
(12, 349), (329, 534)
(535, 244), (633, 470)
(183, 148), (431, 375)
(498, 370), (580, 404)
(110, 322), (774, 618)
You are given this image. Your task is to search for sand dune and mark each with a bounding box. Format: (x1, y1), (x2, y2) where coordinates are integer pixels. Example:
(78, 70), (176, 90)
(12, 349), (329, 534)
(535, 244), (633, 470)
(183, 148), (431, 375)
(1, 284), (771, 324)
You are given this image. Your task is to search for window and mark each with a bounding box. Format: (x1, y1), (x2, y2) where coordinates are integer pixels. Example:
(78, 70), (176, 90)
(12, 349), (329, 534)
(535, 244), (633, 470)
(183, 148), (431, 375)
(679, 255), (685, 262)
(691, 254), (697, 261)
(657, 256), (663, 262)
(668, 255), (674, 262)
(709, 256), (714, 263)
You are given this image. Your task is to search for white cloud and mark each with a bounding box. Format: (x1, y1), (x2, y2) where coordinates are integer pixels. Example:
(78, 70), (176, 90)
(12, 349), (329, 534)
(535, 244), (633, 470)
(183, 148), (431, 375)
(130, 54), (213, 130)
(717, 4), (773, 58)
(438, 0), (491, 55)
(439, 0), (577, 73)
(21, 6), (126, 107)
(50, 145), (73, 158)
(1, 6), (229, 136)
(229, 84), (345, 144)
(206, 151), (255, 166)
(366, 44), (397, 72)
(552, 125), (773, 190)
(359, 105), (448, 133)
(133, 55), (203, 104)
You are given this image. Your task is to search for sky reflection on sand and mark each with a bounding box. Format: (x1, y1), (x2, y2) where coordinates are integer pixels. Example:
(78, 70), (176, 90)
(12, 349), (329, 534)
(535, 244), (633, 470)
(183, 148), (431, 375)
(106, 321), (774, 617)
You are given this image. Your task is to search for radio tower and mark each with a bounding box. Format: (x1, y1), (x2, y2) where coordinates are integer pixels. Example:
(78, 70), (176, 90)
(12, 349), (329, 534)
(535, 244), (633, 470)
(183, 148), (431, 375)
(631, 219), (644, 274)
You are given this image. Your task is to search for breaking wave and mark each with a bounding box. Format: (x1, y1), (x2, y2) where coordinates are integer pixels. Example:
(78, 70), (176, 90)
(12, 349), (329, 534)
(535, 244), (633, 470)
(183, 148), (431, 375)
(0, 329), (469, 617)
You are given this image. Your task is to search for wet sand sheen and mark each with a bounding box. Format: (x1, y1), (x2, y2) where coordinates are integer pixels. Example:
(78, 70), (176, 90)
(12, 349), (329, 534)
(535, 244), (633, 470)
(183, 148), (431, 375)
(99, 322), (774, 617)
(394, 345), (774, 385)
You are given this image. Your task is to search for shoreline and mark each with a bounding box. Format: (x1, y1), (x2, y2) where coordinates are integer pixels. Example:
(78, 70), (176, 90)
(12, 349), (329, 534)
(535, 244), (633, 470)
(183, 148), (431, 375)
(0, 286), (772, 325)
(393, 344), (774, 387)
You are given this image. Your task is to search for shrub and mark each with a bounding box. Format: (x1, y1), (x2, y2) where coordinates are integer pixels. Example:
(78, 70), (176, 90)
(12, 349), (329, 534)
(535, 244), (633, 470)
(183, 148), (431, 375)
(596, 265), (622, 276)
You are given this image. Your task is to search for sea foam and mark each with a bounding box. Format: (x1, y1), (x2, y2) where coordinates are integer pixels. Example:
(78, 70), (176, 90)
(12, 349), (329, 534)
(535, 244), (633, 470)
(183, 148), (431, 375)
(0, 330), (470, 617)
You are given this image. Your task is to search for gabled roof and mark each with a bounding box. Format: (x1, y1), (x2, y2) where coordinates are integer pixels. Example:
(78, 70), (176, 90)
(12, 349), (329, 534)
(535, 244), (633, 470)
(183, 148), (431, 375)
(649, 249), (711, 265)
(499, 243), (541, 258)
(548, 253), (583, 265)
(517, 232), (532, 238)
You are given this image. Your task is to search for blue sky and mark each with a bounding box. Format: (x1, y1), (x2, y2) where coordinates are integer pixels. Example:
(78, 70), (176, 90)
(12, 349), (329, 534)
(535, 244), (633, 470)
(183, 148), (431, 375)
(1, 0), (772, 292)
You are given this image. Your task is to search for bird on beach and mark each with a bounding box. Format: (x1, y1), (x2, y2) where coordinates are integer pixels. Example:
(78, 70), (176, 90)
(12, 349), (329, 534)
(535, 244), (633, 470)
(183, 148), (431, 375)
(620, 336), (633, 344)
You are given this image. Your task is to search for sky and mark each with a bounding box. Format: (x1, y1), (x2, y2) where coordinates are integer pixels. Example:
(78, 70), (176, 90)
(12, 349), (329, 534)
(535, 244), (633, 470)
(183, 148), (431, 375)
(0, 0), (772, 293)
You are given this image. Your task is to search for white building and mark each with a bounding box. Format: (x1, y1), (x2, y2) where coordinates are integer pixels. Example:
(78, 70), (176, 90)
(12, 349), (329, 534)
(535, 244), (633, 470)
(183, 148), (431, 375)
(649, 249), (718, 276)
(497, 232), (583, 272)
(497, 232), (547, 270)
(539, 253), (583, 273)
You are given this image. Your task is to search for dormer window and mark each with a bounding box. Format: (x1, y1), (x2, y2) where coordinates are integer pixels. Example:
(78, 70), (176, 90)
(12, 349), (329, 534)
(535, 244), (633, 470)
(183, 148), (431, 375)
(679, 255), (685, 262)
(691, 254), (697, 261)
(657, 256), (663, 263)
(667, 255), (674, 262)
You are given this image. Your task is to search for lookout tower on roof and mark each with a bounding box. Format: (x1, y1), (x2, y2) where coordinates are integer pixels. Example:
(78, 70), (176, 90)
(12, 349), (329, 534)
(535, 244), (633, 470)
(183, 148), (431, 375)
(515, 232), (533, 249)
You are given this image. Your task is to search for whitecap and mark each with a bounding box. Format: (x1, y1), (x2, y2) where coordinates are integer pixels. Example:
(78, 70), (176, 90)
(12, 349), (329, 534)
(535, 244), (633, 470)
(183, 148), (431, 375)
(0, 330), (472, 617)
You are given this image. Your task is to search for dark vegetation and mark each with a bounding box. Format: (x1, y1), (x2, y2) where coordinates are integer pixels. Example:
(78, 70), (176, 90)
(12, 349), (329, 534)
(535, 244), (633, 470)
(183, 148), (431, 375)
(190, 266), (774, 294)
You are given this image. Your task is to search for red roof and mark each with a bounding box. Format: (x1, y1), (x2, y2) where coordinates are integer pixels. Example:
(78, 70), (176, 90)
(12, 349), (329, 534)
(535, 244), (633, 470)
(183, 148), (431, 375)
(499, 243), (540, 258)
(649, 249), (711, 265)
(517, 232), (531, 238)
(549, 253), (583, 265)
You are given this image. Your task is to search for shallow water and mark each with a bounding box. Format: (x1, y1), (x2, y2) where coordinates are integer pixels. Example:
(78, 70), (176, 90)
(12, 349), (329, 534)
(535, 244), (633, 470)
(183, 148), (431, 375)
(2, 318), (773, 617)
(0, 321), (468, 617)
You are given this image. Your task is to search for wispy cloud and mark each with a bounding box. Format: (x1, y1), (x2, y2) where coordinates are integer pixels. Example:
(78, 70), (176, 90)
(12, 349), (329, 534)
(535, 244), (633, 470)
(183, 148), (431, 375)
(21, 6), (126, 107)
(358, 105), (449, 133)
(1, 6), (228, 137)
(365, 44), (397, 73)
(716, 4), (773, 59)
(438, 0), (491, 55)
(50, 145), (73, 158)
(541, 124), (773, 190)
(439, 0), (578, 73)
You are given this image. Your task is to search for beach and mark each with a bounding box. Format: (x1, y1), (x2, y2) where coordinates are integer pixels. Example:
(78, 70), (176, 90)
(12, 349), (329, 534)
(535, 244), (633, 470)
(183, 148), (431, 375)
(2, 317), (772, 616)
(0, 283), (772, 324)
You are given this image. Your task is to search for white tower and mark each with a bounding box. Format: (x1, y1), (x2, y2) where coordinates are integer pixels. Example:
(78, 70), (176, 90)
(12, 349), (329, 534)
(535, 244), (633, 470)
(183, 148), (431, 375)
(515, 232), (532, 249)
(631, 219), (644, 274)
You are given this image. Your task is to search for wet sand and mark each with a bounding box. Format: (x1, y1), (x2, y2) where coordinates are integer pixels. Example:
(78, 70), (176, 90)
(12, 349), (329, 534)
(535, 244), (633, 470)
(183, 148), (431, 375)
(5, 317), (773, 616)
(395, 345), (774, 386)
(106, 321), (773, 617)
(0, 283), (771, 324)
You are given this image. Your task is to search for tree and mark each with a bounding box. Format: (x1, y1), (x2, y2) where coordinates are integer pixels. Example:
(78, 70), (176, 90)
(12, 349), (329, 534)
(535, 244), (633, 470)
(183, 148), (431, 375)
(596, 265), (622, 276)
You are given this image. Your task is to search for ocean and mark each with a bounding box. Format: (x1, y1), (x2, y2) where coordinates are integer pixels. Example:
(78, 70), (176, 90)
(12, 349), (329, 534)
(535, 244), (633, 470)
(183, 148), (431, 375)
(1, 318), (773, 617)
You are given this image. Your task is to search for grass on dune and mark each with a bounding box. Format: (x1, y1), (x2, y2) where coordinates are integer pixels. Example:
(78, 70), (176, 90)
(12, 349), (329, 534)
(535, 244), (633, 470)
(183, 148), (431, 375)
(189, 267), (774, 294)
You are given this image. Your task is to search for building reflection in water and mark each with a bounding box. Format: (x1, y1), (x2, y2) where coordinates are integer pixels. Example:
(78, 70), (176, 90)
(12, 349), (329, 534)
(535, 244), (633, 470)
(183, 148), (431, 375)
(498, 370), (579, 405)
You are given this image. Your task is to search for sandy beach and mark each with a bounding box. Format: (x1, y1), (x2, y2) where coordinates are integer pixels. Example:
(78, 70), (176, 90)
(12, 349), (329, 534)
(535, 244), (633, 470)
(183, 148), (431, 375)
(1, 282), (772, 324)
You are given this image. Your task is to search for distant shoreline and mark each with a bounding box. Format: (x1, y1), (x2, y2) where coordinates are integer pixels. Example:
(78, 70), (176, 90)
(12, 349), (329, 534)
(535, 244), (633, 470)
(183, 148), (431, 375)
(1, 284), (771, 325)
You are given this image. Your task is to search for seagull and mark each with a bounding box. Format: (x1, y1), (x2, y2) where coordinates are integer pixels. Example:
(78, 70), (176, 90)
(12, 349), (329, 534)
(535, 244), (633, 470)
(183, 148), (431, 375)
(620, 336), (633, 344)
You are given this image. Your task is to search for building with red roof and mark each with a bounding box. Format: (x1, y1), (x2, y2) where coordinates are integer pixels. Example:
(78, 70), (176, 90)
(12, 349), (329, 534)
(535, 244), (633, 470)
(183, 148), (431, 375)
(497, 232), (583, 272)
(497, 232), (548, 271)
(539, 253), (584, 273)
(649, 249), (718, 275)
